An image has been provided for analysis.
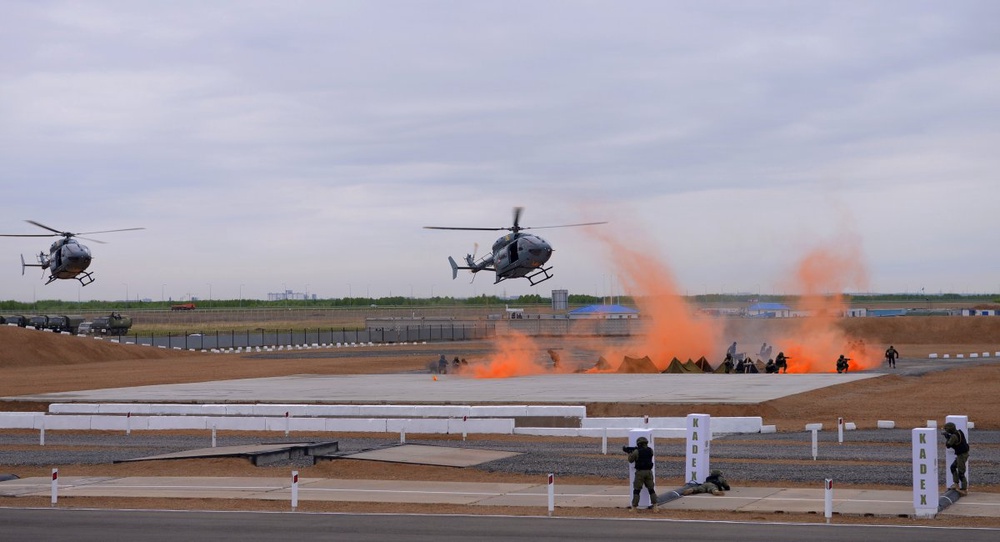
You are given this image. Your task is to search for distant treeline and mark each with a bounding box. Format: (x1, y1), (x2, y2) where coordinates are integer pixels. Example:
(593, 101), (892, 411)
(1, 293), (996, 313)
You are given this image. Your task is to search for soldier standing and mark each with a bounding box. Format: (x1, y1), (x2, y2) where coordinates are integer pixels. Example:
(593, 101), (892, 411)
(943, 422), (970, 495)
(885, 345), (899, 368)
(625, 437), (658, 511)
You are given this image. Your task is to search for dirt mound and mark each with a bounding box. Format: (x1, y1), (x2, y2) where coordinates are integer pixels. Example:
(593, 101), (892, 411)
(0, 326), (201, 368)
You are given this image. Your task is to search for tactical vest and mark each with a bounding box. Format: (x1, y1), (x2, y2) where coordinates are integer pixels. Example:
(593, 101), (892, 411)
(953, 430), (970, 455)
(634, 446), (654, 470)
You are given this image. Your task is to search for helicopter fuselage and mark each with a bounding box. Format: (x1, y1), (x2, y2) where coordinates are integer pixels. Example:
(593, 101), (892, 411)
(47, 238), (93, 279)
(491, 232), (553, 279)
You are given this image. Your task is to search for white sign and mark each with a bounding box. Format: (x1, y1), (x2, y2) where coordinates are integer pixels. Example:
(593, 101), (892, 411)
(686, 414), (711, 483)
(912, 428), (938, 518)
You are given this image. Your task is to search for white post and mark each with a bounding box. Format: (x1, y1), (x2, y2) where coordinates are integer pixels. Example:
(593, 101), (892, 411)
(944, 415), (969, 489)
(212, 425), (217, 448)
(547, 473), (555, 516)
(643, 415), (649, 426)
(462, 415), (467, 441)
(601, 427), (608, 455)
(811, 429), (819, 460)
(685, 414), (710, 483)
(400, 428), (406, 444)
(291, 471), (299, 511)
(837, 417), (844, 444)
(912, 428), (938, 518)
(628, 428), (655, 508)
(40, 421), (45, 447)
(284, 412), (290, 437)
(51, 468), (58, 507)
(126, 412), (131, 436)
(824, 479), (833, 523)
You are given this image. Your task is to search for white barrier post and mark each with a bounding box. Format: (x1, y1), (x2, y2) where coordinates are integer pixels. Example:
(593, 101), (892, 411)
(547, 473), (555, 516)
(685, 414), (710, 483)
(824, 479), (833, 523)
(40, 420), (45, 447)
(291, 471), (299, 511)
(837, 417), (844, 444)
(811, 429), (819, 460)
(212, 424), (217, 448)
(284, 412), (290, 437)
(126, 412), (131, 436)
(644, 415), (649, 426)
(912, 428), (938, 518)
(601, 427), (608, 455)
(51, 469), (58, 507)
(400, 428), (406, 444)
(945, 415), (969, 490)
(462, 415), (468, 441)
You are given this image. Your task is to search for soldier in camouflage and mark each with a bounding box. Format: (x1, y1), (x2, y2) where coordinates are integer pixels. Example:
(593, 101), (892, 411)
(626, 437), (658, 511)
(682, 470), (731, 496)
(943, 422), (970, 495)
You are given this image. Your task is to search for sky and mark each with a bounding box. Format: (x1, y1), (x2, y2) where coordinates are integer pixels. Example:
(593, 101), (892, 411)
(1, 1), (998, 303)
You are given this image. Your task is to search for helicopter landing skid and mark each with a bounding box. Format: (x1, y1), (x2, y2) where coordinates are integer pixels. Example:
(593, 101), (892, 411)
(525, 266), (554, 286)
(74, 272), (95, 286)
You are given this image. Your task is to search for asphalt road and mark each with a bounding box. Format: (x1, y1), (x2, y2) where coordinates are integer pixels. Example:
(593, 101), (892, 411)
(2, 508), (998, 542)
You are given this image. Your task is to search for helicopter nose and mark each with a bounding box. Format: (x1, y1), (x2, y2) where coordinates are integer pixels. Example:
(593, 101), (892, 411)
(526, 239), (553, 263)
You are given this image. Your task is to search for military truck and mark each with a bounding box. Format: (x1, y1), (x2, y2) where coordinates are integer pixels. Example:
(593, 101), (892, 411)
(27, 315), (49, 329)
(45, 315), (85, 334)
(1, 315), (27, 327)
(90, 312), (133, 335)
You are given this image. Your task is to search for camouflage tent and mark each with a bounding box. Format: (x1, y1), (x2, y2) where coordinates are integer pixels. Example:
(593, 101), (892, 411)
(693, 356), (714, 372)
(616, 355), (660, 374)
(575, 356), (614, 373)
(662, 357), (699, 374)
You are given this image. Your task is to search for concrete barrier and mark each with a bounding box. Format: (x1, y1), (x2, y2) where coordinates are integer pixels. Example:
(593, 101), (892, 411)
(147, 416), (209, 430)
(845, 422), (857, 430)
(212, 417), (268, 431)
(469, 405), (529, 417)
(760, 425), (777, 434)
(525, 405), (586, 418)
(805, 423), (823, 431)
(877, 420), (895, 429)
(323, 418), (388, 432)
(0, 413), (43, 429)
(386, 418), (451, 434)
(264, 417), (327, 432)
(446, 418), (515, 435)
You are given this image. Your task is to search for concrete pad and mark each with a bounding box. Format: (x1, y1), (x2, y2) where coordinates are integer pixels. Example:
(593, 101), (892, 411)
(939, 492), (1000, 518)
(5, 372), (883, 405)
(118, 443), (319, 462)
(343, 444), (521, 467)
(278, 478), (537, 505)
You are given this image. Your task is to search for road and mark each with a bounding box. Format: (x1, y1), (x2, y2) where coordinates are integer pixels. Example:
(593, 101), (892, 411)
(2, 509), (998, 542)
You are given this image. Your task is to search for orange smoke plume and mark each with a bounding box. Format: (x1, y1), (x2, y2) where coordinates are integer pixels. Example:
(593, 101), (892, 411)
(595, 228), (722, 370)
(472, 329), (549, 378)
(772, 236), (879, 372)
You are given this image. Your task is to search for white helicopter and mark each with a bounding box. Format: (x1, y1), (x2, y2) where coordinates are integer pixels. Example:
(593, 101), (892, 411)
(0, 220), (144, 286)
(425, 207), (605, 286)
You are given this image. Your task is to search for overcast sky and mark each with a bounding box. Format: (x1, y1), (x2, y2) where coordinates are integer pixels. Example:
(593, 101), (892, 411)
(1, 1), (998, 303)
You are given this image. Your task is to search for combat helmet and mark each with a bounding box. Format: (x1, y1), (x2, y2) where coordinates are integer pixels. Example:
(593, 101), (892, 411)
(710, 469), (722, 476)
(944, 422), (957, 432)
(636, 436), (649, 446)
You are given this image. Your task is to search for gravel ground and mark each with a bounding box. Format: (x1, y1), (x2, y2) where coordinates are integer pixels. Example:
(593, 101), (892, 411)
(2, 429), (996, 489)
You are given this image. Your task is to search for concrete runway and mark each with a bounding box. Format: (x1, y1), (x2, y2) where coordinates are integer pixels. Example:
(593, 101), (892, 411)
(8, 372), (881, 405)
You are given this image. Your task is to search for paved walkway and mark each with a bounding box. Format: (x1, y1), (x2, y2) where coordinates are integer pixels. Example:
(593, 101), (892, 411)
(7, 372), (881, 405)
(0, 476), (995, 519)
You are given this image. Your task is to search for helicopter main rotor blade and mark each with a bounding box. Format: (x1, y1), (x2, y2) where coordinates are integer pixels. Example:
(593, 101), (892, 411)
(25, 220), (66, 235)
(75, 227), (145, 236)
(424, 226), (508, 231)
(0, 233), (57, 238)
(512, 206), (523, 232)
(524, 221), (609, 230)
(77, 236), (108, 244)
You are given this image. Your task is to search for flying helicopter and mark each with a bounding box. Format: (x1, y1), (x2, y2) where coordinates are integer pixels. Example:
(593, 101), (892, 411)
(0, 220), (145, 286)
(424, 207), (606, 286)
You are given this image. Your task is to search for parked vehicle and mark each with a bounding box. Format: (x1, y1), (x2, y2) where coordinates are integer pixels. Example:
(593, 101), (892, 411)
(171, 303), (196, 311)
(27, 315), (48, 329)
(45, 315), (85, 333)
(90, 312), (132, 334)
(2, 315), (25, 326)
